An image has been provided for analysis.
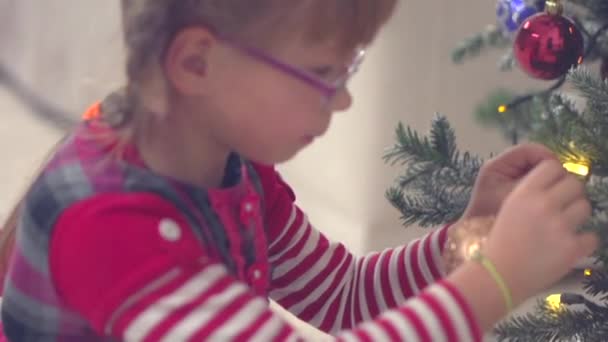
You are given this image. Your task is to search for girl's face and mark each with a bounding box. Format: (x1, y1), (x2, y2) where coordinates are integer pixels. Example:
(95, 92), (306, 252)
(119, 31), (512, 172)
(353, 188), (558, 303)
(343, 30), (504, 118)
(164, 27), (362, 164)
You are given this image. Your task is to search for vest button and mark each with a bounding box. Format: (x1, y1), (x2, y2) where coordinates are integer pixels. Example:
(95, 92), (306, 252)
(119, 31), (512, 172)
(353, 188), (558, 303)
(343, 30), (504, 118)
(240, 198), (258, 226)
(247, 263), (268, 288)
(158, 218), (182, 242)
(252, 269), (262, 279)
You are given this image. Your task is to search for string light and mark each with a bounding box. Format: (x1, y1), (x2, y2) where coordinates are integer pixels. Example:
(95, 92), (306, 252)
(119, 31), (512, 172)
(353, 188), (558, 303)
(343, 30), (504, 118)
(498, 104), (508, 113)
(546, 294), (564, 312)
(562, 141), (592, 179)
(584, 268), (593, 277)
(563, 162), (590, 177)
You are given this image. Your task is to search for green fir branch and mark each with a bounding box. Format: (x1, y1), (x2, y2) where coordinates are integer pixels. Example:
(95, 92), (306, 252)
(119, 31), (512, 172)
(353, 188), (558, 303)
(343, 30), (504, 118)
(568, 68), (608, 125)
(563, 68), (608, 174)
(384, 116), (481, 227)
(430, 115), (457, 165)
(580, 181), (608, 267)
(452, 25), (510, 64)
(383, 122), (442, 166)
(568, 0), (608, 21)
(583, 271), (608, 301)
(474, 88), (531, 141)
(529, 94), (587, 155)
(494, 300), (600, 341)
(384, 187), (455, 227)
(385, 181), (468, 228)
(498, 49), (516, 72)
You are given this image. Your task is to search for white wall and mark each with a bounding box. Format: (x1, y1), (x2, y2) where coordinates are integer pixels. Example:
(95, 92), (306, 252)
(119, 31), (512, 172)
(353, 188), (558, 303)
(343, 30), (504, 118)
(0, 1), (125, 113)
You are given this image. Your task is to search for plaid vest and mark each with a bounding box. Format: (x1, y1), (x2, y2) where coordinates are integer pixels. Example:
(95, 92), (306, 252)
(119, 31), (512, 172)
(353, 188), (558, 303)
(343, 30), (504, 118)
(1, 120), (267, 341)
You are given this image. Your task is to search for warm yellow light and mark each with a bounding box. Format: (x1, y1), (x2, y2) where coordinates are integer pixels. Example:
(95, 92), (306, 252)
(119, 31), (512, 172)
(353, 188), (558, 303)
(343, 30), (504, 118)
(584, 268), (593, 277)
(498, 105), (507, 113)
(546, 294), (562, 312)
(563, 162), (590, 177)
(465, 242), (481, 259)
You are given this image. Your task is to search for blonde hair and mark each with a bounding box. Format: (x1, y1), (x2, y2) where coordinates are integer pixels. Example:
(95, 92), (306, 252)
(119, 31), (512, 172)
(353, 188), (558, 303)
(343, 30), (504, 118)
(0, 0), (397, 279)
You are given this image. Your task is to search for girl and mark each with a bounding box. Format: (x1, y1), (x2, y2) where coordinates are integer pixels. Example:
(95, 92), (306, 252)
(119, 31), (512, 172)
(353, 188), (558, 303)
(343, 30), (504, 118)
(0, 1), (598, 341)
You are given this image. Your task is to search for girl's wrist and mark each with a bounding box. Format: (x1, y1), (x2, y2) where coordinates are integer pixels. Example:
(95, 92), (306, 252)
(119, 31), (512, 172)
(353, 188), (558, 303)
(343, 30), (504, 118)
(447, 260), (514, 332)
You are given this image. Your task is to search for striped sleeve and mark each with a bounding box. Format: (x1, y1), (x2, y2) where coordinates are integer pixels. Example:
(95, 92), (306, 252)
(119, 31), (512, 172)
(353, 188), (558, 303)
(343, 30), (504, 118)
(335, 281), (481, 341)
(50, 192), (481, 341)
(267, 204), (451, 332)
(253, 164), (477, 336)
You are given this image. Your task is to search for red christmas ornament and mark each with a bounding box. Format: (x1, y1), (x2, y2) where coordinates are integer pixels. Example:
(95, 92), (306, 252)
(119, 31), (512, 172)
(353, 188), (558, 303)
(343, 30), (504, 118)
(513, 13), (584, 80)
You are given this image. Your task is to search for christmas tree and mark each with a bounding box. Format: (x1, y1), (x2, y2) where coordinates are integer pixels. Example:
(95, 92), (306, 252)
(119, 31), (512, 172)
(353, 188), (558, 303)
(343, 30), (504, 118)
(384, 0), (608, 340)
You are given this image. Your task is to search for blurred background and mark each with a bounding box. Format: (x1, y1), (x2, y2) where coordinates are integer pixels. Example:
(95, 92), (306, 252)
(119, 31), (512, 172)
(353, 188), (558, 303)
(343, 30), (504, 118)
(0, 1), (573, 340)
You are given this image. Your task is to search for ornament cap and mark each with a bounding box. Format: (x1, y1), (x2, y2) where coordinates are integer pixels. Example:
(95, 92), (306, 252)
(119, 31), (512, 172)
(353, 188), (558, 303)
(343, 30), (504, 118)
(544, 0), (563, 16)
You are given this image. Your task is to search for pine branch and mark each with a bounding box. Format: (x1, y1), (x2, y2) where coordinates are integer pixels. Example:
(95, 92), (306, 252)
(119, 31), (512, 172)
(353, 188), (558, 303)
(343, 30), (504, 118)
(383, 122), (442, 166)
(385, 181), (468, 227)
(568, 68), (608, 125)
(395, 162), (437, 188)
(473, 88), (541, 142)
(564, 68), (608, 174)
(584, 271), (608, 301)
(434, 151), (481, 188)
(430, 115), (457, 165)
(568, 0), (608, 21)
(573, 17), (608, 61)
(452, 25), (511, 64)
(498, 49), (516, 72)
(580, 181), (608, 267)
(495, 300), (601, 341)
(529, 93), (588, 154)
(384, 116), (481, 227)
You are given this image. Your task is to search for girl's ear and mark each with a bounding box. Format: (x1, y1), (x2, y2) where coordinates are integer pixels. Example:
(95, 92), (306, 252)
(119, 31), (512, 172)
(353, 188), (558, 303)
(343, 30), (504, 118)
(163, 27), (217, 96)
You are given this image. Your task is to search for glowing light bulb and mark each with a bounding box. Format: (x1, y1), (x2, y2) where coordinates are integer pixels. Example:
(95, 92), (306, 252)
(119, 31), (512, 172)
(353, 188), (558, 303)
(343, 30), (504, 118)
(466, 242), (481, 259)
(563, 162), (589, 177)
(546, 294), (562, 312)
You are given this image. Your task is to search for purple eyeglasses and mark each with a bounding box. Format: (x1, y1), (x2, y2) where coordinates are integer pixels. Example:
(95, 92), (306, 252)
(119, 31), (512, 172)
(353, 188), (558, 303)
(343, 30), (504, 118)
(219, 37), (366, 106)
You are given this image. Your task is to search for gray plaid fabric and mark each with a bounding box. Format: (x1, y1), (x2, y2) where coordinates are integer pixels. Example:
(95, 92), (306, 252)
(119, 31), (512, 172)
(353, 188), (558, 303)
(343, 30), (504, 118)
(1, 124), (265, 341)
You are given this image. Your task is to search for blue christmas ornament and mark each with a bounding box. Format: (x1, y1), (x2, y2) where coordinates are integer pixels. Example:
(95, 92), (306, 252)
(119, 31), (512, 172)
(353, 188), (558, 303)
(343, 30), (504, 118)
(496, 0), (544, 34)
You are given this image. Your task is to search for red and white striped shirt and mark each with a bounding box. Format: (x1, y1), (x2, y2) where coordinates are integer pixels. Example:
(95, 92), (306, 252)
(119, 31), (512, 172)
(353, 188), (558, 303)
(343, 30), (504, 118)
(49, 164), (481, 341)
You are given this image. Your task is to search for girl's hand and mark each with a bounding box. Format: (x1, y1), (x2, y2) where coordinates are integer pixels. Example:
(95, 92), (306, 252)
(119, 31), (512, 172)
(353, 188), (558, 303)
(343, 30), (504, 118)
(485, 159), (597, 305)
(461, 143), (558, 220)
